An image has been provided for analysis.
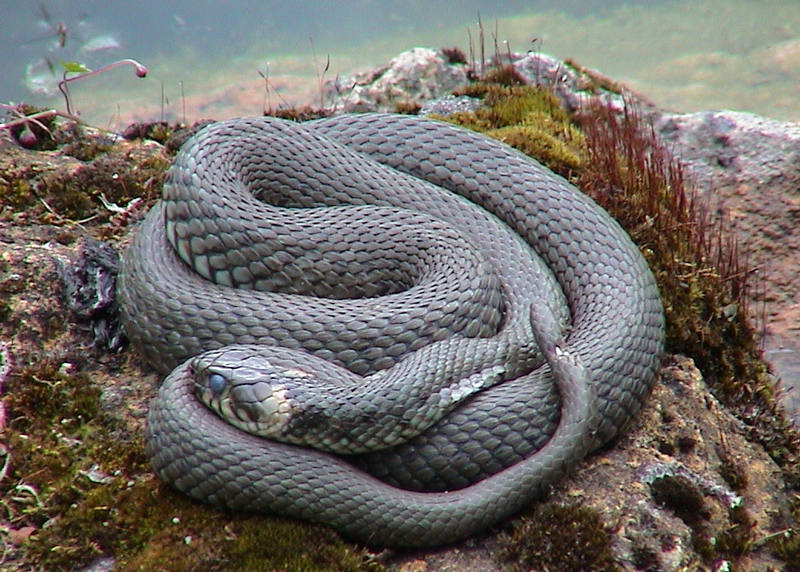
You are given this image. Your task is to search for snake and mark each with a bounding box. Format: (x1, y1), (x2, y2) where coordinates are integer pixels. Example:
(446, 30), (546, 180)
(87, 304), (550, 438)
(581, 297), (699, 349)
(118, 113), (665, 547)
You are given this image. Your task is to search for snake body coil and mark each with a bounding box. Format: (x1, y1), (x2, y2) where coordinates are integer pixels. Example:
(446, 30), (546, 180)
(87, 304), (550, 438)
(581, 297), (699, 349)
(118, 113), (664, 547)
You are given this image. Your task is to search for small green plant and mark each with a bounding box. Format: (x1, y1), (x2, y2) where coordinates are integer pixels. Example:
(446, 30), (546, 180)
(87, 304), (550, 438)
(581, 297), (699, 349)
(58, 59), (148, 115)
(0, 102), (78, 149)
(0, 58), (148, 149)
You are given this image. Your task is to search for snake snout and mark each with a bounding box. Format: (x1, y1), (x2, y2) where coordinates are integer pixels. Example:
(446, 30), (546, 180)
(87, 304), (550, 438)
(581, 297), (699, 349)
(192, 355), (298, 438)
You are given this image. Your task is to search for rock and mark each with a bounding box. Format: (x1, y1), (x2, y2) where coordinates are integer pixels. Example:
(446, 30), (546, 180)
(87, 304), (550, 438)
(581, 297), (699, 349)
(325, 47), (469, 112)
(656, 111), (800, 191)
(419, 94), (483, 116)
(511, 51), (631, 113)
(327, 48), (636, 117)
(655, 111), (800, 417)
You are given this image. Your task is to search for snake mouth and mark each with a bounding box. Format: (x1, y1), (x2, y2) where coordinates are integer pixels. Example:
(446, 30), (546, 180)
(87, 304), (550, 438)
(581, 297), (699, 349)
(188, 348), (299, 439)
(189, 360), (213, 397)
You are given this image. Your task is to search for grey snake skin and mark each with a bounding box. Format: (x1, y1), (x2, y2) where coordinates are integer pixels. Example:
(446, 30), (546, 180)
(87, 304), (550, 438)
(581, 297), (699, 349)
(118, 113), (664, 547)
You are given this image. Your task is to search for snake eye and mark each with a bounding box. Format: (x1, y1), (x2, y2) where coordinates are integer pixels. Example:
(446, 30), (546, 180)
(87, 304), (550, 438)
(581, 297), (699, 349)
(207, 372), (227, 395)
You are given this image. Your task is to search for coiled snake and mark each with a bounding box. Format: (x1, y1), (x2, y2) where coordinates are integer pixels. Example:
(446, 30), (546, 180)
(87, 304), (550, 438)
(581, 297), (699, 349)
(118, 113), (664, 547)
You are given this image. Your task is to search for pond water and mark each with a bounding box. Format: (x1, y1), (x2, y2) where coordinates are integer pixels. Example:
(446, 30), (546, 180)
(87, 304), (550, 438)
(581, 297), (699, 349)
(1, 0), (798, 127)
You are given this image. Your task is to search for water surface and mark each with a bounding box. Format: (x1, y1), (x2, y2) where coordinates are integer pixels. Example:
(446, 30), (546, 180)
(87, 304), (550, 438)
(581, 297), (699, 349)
(1, 1), (797, 127)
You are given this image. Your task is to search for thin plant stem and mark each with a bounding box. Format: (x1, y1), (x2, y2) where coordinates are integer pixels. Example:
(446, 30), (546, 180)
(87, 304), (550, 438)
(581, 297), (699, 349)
(58, 59), (148, 114)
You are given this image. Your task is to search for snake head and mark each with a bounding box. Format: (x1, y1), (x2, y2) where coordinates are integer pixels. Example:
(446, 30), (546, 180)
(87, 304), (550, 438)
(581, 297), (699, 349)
(191, 345), (304, 439)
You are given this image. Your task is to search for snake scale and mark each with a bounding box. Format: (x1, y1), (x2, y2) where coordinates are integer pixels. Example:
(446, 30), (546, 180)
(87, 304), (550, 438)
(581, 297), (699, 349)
(118, 113), (664, 547)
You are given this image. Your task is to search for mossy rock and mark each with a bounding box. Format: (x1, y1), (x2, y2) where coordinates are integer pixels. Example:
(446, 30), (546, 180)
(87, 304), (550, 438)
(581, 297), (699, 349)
(495, 503), (619, 572)
(487, 124), (581, 178)
(2, 68), (799, 570)
(437, 84), (584, 178)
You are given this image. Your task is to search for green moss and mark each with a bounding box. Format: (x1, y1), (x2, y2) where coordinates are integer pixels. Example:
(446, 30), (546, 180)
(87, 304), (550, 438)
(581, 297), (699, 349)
(0, 176), (36, 209)
(715, 505), (757, 560)
(0, 124), (169, 227)
(441, 84), (584, 178)
(223, 517), (379, 572)
(495, 502), (619, 571)
(3, 354), (381, 571)
(4, 358), (143, 568)
(121, 121), (177, 144)
(488, 125), (582, 177)
(769, 528), (800, 570)
(116, 493), (379, 572)
(57, 123), (114, 161)
(40, 170), (96, 219)
(38, 151), (168, 222)
(451, 83), (565, 129)
(717, 450), (749, 492)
